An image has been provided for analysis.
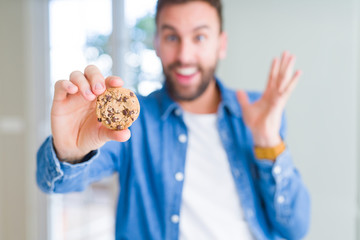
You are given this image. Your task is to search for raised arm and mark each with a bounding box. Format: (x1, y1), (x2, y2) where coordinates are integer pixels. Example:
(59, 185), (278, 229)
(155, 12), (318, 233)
(237, 52), (310, 239)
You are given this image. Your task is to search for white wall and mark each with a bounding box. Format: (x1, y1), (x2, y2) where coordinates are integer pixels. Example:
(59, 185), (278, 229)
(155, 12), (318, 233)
(218, 0), (359, 239)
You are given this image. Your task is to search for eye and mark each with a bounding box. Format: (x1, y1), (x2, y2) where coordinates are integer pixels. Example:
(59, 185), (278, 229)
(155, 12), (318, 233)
(195, 34), (206, 42)
(166, 34), (179, 42)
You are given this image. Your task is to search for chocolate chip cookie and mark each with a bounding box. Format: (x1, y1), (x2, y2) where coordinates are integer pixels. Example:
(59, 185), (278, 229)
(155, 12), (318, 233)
(96, 88), (140, 130)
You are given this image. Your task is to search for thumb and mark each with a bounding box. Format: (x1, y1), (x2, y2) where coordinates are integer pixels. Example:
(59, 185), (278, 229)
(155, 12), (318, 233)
(236, 90), (250, 109)
(99, 126), (131, 143)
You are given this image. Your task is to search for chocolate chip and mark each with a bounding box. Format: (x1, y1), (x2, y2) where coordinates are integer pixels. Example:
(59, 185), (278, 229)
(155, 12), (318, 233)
(121, 108), (132, 117)
(106, 95), (112, 101)
(97, 118), (102, 122)
(122, 96), (128, 102)
(130, 92), (134, 97)
(112, 117), (119, 122)
(117, 97), (122, 102)
(117, 125), (123, 130)
(105, 118), (111, 125)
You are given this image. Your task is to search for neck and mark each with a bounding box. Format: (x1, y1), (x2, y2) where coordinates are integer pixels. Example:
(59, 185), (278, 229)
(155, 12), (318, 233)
(178, 79), (221, 114)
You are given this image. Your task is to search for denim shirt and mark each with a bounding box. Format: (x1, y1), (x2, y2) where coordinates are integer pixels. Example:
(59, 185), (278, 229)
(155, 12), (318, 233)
(37, 79), (310, 240)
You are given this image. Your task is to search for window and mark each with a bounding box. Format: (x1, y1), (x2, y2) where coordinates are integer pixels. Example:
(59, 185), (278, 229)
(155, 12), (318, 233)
(49, 0), (113, 86)
(123, 0), (162, 95)
(48, 0), (159, 239)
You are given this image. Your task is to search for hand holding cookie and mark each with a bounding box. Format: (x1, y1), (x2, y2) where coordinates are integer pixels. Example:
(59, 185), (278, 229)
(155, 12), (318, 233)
(51, 65), (134, 162)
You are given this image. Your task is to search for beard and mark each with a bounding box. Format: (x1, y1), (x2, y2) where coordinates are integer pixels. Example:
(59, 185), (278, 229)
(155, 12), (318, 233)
(164, 61), (218, 102)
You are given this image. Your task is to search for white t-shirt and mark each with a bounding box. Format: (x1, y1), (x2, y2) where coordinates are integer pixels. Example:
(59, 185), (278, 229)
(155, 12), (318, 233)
(179, 111), (254, 240)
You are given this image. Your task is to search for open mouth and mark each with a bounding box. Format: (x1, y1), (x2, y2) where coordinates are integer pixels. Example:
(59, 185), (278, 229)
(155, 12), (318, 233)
(176, 67), (197, 76)
(174, 67), (199, 84)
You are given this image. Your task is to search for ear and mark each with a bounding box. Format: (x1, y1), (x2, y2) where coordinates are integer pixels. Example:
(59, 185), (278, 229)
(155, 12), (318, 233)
(154, 34), (160, 57)
(218, 31), (228, 59)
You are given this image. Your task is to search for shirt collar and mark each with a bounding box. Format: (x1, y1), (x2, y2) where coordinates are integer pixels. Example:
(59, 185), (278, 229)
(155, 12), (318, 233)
(159, 84), (180, 121)
(159, 77), (242, 120)
(215, 77), (242, 118)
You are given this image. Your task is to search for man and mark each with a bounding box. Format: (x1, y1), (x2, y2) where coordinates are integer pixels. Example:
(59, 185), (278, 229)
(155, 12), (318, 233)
(37, 0), (310, 239)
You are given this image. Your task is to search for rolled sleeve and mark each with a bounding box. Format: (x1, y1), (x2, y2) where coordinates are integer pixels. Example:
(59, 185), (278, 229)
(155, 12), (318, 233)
(255, 149), (295, 182)
(36, 136), (99, 193)
(254, 148), (311, 239)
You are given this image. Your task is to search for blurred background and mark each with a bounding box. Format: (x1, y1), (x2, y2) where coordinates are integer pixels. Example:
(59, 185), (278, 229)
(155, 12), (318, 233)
(0, 0), (358, 239)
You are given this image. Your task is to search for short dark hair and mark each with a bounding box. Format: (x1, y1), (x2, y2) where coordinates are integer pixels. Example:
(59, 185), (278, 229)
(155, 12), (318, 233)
(155, 0), (223, 32)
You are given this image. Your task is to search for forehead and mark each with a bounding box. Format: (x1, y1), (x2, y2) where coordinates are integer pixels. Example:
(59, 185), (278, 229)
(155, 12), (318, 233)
(156, 1), (220, 32)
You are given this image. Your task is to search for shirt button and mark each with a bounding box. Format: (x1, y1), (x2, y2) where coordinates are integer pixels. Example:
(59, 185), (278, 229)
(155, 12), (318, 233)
(233, 168), (240, 178)
(174, 109), (182, 116)
(273, 166), (282, 175)
(277, 195), (285, 204)
(220, 131), (228, 141)
(175, 172), (184, 181)
(246, 209), (254, 218)
(171, 214), (179, 223)
(178, 134), (187, 143)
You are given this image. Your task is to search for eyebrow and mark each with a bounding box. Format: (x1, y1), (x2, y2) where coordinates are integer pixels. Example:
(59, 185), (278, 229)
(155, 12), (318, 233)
(160, 24), (210, 32)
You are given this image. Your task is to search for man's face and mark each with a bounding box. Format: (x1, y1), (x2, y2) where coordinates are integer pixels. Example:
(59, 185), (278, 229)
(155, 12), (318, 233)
(155, 1), (227, 101)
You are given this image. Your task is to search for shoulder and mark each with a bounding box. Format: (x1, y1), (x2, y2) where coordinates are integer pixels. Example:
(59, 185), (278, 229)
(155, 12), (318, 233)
(137, 89), (161, 111)
(137, 88), (164, 105)
(134, 88), (168, 122)
(216, 78), (263, 104)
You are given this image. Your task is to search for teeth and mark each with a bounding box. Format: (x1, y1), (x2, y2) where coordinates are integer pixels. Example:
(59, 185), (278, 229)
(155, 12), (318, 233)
(176, 67), (197, 76)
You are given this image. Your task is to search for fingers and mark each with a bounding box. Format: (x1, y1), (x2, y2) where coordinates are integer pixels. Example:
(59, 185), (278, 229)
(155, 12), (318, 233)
(69, 65), (106, 101)
(105, 75), (124, 88)
(98, 127), (131, 143)
(283, 70), (302, 98)
(266, 58), (280, 92)
(270, 51), (300, 95)
(84, 65), (106, 95)
(278, 54), (296, 92)
(236, 90), (250, 109)
(70, 70), (97, 101)
(59, 65), (125, 103)
(53, 80), (79, 101)
(278, 51), (290, 80)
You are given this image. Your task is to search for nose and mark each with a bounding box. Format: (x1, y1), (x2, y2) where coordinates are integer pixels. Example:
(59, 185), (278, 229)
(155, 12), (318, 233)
(176, 39), (195, 65)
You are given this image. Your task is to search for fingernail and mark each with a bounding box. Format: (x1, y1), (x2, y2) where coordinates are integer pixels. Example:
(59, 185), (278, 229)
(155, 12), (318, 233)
(95, 83), (103, 90)
(111, 78), (122, 85)
(85, 89), (93, 95)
